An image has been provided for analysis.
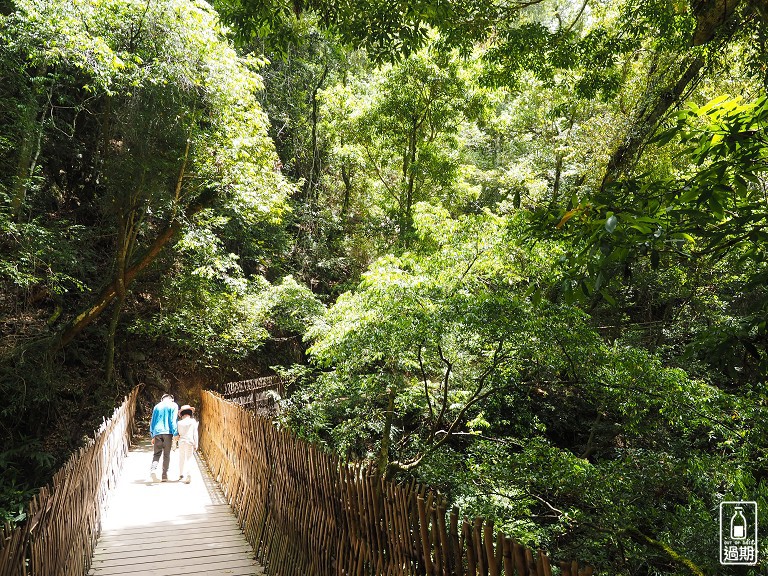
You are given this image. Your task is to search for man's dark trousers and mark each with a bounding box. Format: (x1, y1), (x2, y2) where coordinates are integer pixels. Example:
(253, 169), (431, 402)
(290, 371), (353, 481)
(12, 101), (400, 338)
(151, 434), (173, 478)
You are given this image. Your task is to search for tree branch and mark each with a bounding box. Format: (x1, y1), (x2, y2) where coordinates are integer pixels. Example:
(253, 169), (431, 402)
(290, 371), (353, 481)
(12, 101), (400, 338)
(601, 56), (705, 189)
(388, 339), (508, 475)
(429, 343), (452, 441)
(624, 528), (705, 576)
(49, 186), (218, 350)
(418, 345), (435, 423)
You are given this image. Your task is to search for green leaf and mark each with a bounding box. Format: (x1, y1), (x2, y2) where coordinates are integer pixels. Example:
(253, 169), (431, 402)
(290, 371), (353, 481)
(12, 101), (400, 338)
(599, 289), (616, 306)
(649, 127), (678, 146)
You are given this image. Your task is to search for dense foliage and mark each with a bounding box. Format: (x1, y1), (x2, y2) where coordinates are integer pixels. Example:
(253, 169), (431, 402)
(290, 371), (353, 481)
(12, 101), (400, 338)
(1, 0), (767, 574)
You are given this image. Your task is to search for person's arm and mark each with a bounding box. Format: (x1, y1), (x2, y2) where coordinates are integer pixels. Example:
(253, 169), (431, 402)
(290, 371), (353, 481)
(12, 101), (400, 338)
(170, 406), (179, 437)
(149, 408), (158, 439)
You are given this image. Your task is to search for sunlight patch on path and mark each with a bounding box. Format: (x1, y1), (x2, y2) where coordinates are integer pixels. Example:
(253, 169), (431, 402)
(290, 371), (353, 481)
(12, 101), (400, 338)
(88, 440), (263, 576)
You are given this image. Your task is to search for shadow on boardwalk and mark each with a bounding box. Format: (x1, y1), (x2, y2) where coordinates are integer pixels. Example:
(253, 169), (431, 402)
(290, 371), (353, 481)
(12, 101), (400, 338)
(88, 440), (264, 576)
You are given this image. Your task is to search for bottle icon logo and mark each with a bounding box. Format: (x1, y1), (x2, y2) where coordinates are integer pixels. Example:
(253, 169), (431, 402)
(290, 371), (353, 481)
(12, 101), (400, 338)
(731, 506), (747, 539)
(720, 501), (757, 565)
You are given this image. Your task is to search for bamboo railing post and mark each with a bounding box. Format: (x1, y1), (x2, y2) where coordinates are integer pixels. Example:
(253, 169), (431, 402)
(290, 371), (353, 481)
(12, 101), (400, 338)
(449, 508), (462, 575)
(501, 537), (513, 576)
(436, 503), (450, 575)
(463, 521), (477, 576)
(484, 522), (499, 576)
(473, 518), (486, 576)
(513, 541), (526, 576)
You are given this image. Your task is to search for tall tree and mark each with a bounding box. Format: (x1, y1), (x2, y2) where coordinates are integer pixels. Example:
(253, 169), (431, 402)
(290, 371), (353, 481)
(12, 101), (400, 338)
(1, 0), (288, 360)
(353, 49), (481, 248)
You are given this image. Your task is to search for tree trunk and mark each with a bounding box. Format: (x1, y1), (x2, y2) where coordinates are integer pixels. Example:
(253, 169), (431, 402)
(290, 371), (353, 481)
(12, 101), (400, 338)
(104, 294), (124, 386)
(306, 64), (329, 204)
(340, 162), (352, 227)
(11, 102), (45, 219)
(601, 0), (745, 189)
(378, 387), (396, 477)
(49, 187), (217, 351)
(400, 120), (418, 248)
(10, 132), (34, 217)
(601, 55), (704, 189)
(551, 152), (563, 206)
(691, 0), (743, 46)
(105, 213), (131, 385)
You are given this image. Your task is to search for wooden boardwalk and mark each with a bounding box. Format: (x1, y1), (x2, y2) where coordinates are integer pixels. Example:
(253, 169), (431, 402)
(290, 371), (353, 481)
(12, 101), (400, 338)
(88, 440), (264, 576)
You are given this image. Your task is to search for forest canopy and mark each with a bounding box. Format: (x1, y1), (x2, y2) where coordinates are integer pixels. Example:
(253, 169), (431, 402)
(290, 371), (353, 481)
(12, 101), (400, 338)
(1, 0), (767, 574)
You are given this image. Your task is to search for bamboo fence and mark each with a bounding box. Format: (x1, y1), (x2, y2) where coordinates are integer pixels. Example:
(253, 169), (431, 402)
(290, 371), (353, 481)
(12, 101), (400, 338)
(200, 391), (593, 576)
(0, 386), (140, 576)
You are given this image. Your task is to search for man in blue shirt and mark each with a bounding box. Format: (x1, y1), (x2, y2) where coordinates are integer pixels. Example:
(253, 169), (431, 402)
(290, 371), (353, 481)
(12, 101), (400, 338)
(149, 393), (179, 482)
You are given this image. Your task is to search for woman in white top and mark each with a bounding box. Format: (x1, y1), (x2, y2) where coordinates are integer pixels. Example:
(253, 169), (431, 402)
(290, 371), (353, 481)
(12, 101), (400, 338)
(177, 404), (199, 483)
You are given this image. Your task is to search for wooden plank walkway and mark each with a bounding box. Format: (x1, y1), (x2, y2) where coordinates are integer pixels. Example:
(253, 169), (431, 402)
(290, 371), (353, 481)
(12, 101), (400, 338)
(88, 440), (265, 576)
